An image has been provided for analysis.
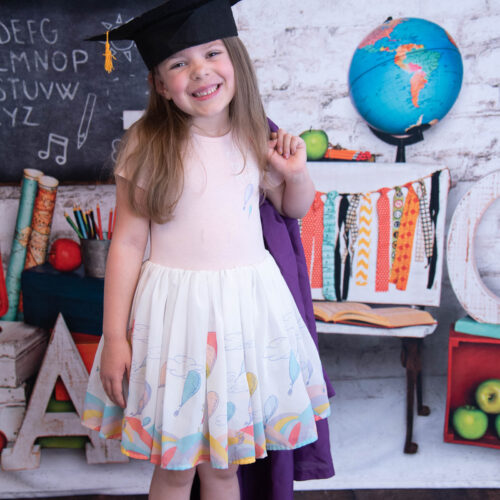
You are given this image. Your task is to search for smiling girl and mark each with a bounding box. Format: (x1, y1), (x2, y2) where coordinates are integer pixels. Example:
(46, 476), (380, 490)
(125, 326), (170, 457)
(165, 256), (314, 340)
(82, 2), (330, 499)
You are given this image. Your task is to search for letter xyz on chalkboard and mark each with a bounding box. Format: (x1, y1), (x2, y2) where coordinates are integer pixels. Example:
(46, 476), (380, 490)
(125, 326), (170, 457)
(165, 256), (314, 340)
(0, 0), (161, 184)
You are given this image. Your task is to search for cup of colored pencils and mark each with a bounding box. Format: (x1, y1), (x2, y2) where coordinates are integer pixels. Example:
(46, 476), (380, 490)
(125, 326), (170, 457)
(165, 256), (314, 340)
(64, 204), (116, 278)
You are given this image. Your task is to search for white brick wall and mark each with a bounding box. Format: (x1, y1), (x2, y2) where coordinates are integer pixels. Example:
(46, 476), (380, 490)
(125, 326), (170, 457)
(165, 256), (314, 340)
(1, 0), (499, 380)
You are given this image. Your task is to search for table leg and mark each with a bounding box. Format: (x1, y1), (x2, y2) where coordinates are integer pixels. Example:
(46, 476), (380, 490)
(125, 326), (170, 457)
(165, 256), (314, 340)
(401, 337), (430, 454)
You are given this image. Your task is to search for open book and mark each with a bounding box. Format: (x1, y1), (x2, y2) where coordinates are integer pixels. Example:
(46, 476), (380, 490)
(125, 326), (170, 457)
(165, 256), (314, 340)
(313, 301), (436, 328)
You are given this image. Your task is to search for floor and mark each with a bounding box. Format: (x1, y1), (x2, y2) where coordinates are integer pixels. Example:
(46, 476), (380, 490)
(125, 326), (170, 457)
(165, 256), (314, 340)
(10, 491), (500, 500)
(1, 375), (499, 498)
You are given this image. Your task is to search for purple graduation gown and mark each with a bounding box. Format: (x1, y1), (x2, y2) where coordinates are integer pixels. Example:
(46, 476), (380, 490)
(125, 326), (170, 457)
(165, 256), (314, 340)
(191, 118), (334, 499)
(235, 199), (335, 500)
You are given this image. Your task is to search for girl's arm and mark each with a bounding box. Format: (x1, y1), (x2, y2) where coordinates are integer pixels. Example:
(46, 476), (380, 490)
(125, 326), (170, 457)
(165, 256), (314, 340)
(264, 129), (315, 219)
(100, 175), (150, 408)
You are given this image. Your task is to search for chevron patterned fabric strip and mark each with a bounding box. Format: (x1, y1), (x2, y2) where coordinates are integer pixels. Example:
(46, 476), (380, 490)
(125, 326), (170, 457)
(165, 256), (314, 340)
(391, 186), (404, 263)
(375, 187), (391, 292)
(300, 191), (324, 288)
(355, 193), (372, 286)
(389, 183), (420, 291)
(322, 190), (338, 300)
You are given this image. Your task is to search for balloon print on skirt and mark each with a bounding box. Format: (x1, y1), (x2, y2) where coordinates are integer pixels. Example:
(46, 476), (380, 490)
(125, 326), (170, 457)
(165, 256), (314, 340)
(207, 391), (219, 419)
(206, 332), (218, 377)
(246, 372), (258, 396)
(175, 370), (201, 416)
(132, 380), (151, 416)
(264, 394), (278, 423)
(288, 350), (300, 395)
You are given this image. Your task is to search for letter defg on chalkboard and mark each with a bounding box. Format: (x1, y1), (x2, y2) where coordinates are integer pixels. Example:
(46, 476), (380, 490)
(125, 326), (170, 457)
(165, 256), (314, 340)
(0, 0), (161, 183)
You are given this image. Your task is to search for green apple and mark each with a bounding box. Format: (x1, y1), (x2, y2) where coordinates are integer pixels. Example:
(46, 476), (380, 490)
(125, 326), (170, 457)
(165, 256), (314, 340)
(452, 405), (488, 440)
(475, 378), (500, 414)
(300, 129), (329, 160)
(495, 414), (500, 439)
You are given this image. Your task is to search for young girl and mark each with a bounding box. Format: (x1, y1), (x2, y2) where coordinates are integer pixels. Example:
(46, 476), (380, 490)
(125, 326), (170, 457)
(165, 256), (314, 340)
(82, 1), (331, 498)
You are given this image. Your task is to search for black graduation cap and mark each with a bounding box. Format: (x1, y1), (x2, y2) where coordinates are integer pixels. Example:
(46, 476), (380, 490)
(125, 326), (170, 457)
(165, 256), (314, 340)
(86, 0), (242, 72)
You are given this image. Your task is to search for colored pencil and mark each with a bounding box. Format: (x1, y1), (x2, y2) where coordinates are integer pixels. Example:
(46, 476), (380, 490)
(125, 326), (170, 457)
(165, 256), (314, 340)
(74, 207), (88, 239)
(64, 212), (83, 239)
(112, 206), (117, 235)
(89, 210), (99, 239)
(81, 208), (90, 235)
(108, 209), (113, 240)
(88, 210), (96, 239)
(96, 203), (103, 240)
(73, 206), (84, 235)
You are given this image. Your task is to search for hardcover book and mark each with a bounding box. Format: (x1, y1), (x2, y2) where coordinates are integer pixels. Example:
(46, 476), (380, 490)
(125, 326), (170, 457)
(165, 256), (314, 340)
(313, 301), (436, 328)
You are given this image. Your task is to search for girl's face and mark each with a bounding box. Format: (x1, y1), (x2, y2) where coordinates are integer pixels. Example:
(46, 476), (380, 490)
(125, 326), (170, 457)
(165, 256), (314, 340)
(155, 40), (235, 134)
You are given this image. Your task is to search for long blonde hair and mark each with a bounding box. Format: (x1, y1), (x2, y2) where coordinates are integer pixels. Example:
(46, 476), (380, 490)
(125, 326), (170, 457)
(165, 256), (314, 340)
(116, 36), (269, 224)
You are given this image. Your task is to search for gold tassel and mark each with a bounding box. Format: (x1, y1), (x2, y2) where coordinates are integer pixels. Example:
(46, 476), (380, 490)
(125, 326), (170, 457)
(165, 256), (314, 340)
(103, 31), (116, 73)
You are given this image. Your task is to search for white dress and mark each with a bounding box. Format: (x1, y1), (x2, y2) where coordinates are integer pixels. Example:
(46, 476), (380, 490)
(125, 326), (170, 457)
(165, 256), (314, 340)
(82, 131), (330, 470)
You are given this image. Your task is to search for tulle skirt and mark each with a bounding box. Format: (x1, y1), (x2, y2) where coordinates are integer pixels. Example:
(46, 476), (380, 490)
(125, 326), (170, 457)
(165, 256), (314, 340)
(82, 251), (330, 470)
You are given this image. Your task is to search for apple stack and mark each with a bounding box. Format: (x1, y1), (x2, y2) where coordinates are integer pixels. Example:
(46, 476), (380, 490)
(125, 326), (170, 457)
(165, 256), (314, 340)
(452, 378), (500, 442)
(0, 321), (48, 452)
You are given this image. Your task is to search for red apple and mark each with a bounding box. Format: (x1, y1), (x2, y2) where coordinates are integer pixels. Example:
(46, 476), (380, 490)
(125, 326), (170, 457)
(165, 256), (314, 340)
(48, 238), (82, 272)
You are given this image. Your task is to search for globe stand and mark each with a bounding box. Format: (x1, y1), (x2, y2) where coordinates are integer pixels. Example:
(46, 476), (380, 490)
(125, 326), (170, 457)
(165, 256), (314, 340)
(369, 124), (430, 163)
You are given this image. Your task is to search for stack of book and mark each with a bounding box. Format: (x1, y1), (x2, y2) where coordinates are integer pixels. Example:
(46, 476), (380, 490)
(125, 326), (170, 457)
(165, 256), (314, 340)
(0, 321), (48, 446)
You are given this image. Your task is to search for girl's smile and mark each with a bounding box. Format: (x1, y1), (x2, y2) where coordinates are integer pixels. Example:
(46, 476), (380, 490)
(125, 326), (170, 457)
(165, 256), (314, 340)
(155, 40), (235, 134)
(191, 83), (222, 100)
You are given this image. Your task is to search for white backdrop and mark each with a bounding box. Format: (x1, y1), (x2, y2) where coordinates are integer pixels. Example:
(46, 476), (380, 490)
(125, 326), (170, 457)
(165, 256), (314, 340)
(1, 0), (500, 380)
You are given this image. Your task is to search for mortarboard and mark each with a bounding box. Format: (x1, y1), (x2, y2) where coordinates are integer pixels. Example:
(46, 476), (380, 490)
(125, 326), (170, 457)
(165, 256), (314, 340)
(86, 0), (242, 72)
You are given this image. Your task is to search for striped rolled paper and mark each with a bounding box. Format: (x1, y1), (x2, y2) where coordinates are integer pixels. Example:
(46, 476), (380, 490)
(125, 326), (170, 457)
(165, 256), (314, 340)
(18, 175), (59, 319)
(1, 169), (43, 321)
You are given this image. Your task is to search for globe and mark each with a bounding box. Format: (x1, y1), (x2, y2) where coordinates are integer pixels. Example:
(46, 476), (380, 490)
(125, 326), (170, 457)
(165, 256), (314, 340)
(348, 17), (463, 136)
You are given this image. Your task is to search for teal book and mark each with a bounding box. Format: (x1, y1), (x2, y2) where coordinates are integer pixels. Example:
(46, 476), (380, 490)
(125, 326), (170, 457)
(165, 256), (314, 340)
(454, 316), (500, 340)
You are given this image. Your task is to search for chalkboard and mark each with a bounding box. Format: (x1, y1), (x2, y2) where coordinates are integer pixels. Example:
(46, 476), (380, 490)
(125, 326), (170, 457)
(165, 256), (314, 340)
(0, 0), (162, 183)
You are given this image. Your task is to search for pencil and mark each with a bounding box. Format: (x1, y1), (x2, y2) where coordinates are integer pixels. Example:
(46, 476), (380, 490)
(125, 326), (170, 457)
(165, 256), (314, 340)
(89, 210), (98, 240)
(81, 208), (90, 235)
(108, 209), (113, 240)
(64, 212), (83, 239)
(74, 206), (88, 239)
(73, 206), (84, 235)
(87, 210), (95, 239)
(96, 203), (103, 240)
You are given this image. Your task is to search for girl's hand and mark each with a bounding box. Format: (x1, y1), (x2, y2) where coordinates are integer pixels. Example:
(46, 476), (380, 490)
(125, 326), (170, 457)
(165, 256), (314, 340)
(267, 129), (307, 180)
(99, 337), (131, 409)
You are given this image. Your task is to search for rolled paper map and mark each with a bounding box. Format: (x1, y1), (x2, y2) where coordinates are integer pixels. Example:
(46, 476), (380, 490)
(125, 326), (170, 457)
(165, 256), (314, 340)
(18, 176), (59, 319)
(24, 176), (59, 269)
(1, 169), (43, 321)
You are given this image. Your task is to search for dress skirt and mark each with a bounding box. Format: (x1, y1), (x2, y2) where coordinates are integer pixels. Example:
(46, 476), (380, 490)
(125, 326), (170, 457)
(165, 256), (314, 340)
(82, 251), (330, 470)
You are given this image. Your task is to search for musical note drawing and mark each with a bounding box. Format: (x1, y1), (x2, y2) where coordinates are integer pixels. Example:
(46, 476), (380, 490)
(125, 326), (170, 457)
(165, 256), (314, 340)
(77, 93), (97, 149)
(38, 133), (68, 165)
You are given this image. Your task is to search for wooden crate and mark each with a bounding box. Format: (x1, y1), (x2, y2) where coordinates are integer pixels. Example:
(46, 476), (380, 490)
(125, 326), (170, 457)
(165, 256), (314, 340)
(444, 328), (500, 449)
(0, 386), (26, 441)
(0, 322), (48, 388)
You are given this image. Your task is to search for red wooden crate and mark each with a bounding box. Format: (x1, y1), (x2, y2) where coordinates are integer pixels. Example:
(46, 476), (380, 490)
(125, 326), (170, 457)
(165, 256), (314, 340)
(55, 333), (100, 401)
(444, 327), (500, 449)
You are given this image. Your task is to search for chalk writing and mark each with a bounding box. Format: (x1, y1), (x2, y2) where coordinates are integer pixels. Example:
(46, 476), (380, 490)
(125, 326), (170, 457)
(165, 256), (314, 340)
(1, 105), (39, 127)
(38, 133), (68, 165)
(111, 138), (122, 164)
(77, 93), (97, 149)
(0, 2), (155, 182)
